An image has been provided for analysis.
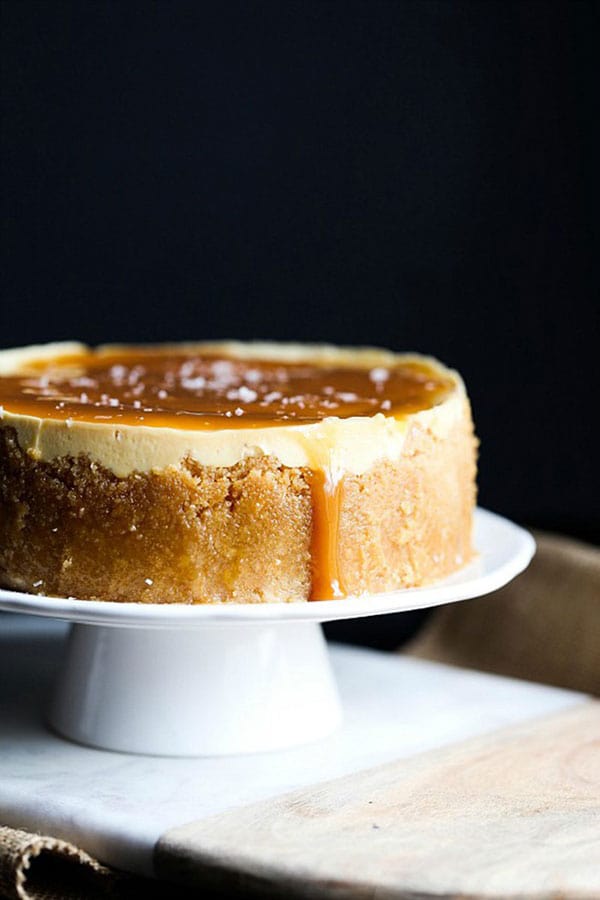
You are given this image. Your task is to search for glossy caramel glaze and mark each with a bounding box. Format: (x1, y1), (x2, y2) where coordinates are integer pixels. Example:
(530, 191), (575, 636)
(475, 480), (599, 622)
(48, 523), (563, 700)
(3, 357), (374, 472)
(0, 347), (453, 428)
(309, 469), (345, 599)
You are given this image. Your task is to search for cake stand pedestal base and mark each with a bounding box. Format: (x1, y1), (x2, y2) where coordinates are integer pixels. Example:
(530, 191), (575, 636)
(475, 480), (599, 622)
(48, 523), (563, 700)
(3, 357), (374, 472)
(48, 621), (342, 756)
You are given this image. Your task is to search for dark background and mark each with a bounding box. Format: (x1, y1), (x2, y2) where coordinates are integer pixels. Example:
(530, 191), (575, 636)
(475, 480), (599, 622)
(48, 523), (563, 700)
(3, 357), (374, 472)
(1, 1), (597, 643)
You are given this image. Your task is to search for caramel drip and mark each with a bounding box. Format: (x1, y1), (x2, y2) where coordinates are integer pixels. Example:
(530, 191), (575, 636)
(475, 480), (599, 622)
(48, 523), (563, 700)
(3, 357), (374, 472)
(308, 469), (345, 600)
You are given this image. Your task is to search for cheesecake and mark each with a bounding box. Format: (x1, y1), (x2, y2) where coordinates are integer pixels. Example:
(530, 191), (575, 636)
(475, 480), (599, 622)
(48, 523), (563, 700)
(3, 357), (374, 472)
(0, 342), (477, 603)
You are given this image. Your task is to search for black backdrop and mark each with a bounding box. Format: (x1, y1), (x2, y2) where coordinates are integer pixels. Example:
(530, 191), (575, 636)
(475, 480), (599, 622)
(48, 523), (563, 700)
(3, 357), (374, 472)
(1, 1), (597, 644)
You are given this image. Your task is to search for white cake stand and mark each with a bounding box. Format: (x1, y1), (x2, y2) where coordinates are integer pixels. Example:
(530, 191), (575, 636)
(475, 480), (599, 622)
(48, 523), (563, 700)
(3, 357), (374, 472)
(0, 508), (534, 757)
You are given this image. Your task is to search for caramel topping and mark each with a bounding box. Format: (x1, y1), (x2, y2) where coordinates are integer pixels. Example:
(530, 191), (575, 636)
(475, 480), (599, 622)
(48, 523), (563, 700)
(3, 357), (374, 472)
(0, 347), (453, 428)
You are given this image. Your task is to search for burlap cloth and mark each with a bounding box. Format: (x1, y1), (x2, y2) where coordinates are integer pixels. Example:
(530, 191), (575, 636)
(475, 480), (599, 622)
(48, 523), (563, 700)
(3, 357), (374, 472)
(0, 827), (114, 900)
(405, 529), (600, 694)
(1, 529), (598, 900)
(0, 827), (171, 900)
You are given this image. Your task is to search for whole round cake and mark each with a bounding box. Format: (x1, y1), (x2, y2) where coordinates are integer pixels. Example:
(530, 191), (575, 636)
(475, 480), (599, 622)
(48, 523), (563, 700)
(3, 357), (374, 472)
(0, 342), (477, 603)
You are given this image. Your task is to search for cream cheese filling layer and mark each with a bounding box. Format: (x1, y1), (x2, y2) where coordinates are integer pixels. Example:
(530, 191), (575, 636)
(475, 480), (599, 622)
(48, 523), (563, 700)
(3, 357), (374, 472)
(0, 342), (467, 478)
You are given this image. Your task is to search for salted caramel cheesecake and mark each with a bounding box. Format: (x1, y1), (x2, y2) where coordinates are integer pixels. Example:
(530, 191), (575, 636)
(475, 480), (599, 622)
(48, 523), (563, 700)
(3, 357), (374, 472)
(0, 342), (477, 603)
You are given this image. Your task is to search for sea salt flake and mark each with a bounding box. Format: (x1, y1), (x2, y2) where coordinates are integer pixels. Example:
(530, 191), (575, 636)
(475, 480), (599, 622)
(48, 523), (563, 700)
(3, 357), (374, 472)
(127, 366), (145, 385)
(226, 386), (257, 403)
(211, 360), (234, 377)
(72, 376), (96, 388)
(234, 407), (244, 416)
(145, 578), (153, 586)
(369, 367), (390, 384)
(238, 385), (258, 402)
(179, 360), (196, 378)
(181, 376), (207, 391)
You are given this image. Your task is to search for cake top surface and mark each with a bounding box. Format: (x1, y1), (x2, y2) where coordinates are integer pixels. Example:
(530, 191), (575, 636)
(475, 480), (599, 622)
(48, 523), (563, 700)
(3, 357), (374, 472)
(0, 343), (454, 429)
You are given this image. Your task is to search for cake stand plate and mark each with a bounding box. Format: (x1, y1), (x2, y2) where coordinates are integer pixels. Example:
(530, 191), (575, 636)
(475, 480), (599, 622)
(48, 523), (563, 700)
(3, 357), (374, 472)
(0, 508), (534, 756)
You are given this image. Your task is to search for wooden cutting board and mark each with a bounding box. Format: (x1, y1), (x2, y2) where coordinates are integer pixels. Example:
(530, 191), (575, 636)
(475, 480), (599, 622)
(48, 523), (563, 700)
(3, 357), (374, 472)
(156, 702), (600, 899)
